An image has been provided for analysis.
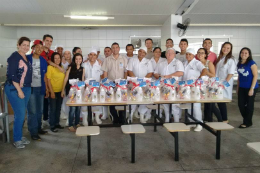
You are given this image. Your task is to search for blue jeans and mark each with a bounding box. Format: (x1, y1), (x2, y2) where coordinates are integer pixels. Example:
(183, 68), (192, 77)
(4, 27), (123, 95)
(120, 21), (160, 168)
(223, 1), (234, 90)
(27, 87), (44, 136)
(69, 106), (81, 127)
(5, 84), (31, 142)
(49, 92), (63, 128)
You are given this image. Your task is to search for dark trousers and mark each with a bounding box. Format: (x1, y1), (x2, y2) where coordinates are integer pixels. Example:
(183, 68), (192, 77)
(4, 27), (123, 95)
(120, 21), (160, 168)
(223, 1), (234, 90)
(49, 92), (63, 128)
(238, 87), (258, 126)
(43, 97), (49, 121)
(109, 106), (124, 124)
(217, 103), (228, 121)
(204, 103), (222, 122)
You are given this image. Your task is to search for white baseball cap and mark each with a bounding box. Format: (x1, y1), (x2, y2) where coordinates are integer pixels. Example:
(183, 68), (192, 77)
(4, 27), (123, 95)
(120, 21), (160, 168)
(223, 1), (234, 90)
(55, 45), (64, 50)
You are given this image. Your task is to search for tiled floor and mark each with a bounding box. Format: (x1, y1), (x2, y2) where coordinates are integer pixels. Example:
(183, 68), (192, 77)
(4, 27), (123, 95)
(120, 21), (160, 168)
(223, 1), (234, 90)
(0, 93), (260, 173)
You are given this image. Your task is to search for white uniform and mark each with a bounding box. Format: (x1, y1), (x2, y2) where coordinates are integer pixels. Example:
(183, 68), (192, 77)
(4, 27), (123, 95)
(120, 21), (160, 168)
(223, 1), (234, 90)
(127, 57), (154, 120)
(146, 57), (166, 119)
(154, 58), (185, 122)
(215, 57), (236, 99)
(81, 61), (104, 125)
(183, 58), (206, 122)
(61, 61), (70, 120)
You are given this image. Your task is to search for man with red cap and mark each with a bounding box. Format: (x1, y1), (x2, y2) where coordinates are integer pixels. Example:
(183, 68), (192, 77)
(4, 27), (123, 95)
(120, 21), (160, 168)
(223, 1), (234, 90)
(27, 40), (49, 140)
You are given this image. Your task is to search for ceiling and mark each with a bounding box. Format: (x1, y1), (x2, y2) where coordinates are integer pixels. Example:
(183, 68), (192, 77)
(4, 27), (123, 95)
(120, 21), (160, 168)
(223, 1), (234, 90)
(0, 0), (184, 26)
(1, 0), (260, 26)
(184, 0), (260, 25)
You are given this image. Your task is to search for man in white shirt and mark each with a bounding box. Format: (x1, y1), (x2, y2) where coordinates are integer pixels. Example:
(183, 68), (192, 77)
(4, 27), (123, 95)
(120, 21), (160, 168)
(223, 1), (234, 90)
(124, 44), (137, 62)
(127, 47), (153, 123)
(175, 39), (189, 63)
(154, 48), (184, 123)
(81, 49), (104, 125)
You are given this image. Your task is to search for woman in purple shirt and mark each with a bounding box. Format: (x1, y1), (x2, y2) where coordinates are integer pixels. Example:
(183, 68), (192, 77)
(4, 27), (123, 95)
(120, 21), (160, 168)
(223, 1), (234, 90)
(237, 47), (259, 128)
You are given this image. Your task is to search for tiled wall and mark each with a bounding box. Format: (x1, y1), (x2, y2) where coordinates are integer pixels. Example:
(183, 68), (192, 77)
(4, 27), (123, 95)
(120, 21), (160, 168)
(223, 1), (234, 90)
(0, 26), (17, 66)
(16, 26), (161, 57)
(1, 25), (260, 66)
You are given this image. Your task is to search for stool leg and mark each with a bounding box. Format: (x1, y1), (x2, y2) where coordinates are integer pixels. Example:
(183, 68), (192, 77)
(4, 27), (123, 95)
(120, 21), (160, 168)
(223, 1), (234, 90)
(129, 105), (132, 124)
(88, 107), (93, 126)
(130, 134), (135, 163)
(216, 131), (221, 160)
(6, 115), (10, 143)
(172, 132), (179, 161)
(169, 104), (172, 123)
(87, 136), (91, 166)
(154, 104), (160, 132)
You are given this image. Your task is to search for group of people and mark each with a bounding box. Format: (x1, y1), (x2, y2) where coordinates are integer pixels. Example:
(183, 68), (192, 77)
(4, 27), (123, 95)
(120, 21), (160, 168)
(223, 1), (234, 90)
(5, 34), (258, 149)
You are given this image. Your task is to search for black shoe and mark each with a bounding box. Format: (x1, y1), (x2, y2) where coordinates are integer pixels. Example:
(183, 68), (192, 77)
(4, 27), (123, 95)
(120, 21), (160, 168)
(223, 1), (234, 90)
(50, 128), (58, 132)
(55, 125), (64, 129)
(38, 129), (48, 135)
(31, 135), (41, 141)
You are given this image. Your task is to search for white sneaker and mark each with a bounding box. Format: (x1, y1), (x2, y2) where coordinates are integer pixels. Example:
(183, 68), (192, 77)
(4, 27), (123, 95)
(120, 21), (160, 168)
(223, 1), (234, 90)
(42, 120), (50, 127)
(140, 114), (146, 123)
(194, 124), (203, 132)
(95, 115), (102, 124)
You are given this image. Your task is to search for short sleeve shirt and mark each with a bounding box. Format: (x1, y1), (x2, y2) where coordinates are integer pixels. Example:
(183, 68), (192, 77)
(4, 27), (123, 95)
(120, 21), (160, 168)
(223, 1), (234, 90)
(46, 66), (65, 92)
(154, 58), (184, 76)
(237, 60), (259, 89)
(83, 61), (103, 82)
(40, 49), (54, 62)
(101, 54), (127, 81)
(175, 53), (187, 63)
(127, 57), (154, 78)
(182, 58), (205, 81)
(31, 58), (41, 87)
(150, 57), (166, 71)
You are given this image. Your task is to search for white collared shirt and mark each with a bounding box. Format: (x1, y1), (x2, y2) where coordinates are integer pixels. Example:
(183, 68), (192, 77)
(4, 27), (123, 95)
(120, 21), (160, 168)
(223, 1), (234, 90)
(215, 56), (236, 99)
(182, 58), (205, 81)
(82, 60), (103, 82)
(150, 57), (167, 71)
(127, 57), (153, 78)
(154, 58), (184, 76)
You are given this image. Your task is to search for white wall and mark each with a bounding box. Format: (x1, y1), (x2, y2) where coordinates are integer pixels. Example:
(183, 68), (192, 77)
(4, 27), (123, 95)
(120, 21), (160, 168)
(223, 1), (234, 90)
(0, 26), (17, 66)
(16, 26), (161, 57)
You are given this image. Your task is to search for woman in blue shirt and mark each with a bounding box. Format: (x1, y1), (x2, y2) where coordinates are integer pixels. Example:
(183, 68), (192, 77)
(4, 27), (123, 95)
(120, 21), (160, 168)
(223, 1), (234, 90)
(5, 37), (32, 149)
(237, 47), (259, 128)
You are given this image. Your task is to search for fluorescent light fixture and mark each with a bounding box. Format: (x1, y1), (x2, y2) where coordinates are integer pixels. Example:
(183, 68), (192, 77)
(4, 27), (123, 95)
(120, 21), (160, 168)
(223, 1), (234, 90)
(64, 15), (114, 20)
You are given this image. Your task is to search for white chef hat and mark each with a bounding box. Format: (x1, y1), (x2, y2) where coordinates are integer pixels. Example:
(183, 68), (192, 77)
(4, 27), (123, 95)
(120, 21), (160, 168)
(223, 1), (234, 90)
(186, 48), (196, 55)
(91, 46), (100, 51)
(139, 47), (147, 53)
(89, 49), (97, 55)
(55, 45), (64, 50)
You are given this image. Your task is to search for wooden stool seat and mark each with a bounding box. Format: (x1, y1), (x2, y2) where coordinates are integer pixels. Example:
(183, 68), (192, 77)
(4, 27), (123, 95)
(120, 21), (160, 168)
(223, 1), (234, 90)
(247, 142), (260, 155)
(177, 104), (191, 109)
(121, 124), (145, 163)
(205, 122), (234, 131)
(146, 105), (164, 110)
(121, 124), (145, 134)
(164, 123), (190, 132)
(76, 126), (100, 136)
(115, 105), (129, 111)
(76, 126), (100, 166)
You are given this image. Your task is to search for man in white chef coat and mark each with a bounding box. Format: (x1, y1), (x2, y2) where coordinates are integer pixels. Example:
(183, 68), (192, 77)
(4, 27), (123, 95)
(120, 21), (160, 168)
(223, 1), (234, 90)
(127, 47), (153, 123)
(154, 48), (184, 123)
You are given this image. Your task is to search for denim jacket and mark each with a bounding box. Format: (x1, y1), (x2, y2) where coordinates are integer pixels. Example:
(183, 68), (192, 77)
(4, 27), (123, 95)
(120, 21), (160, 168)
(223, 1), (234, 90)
(27, 54), (48, 95)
